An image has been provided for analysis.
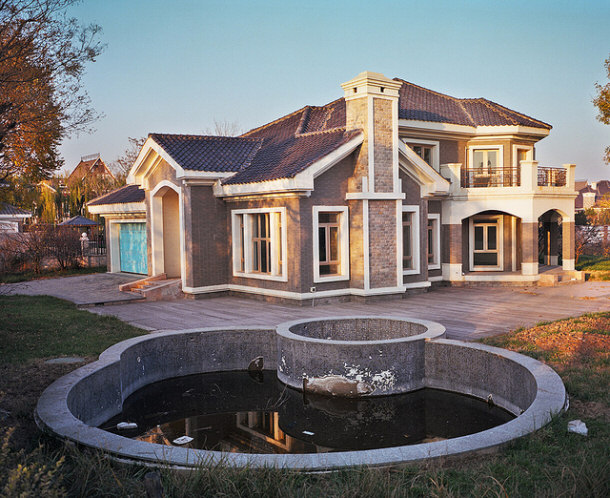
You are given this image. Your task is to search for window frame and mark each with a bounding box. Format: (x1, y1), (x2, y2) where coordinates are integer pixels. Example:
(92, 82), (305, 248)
(312, 206), (349, 283)
(402, 205), (420, 276)
(231, 207), (287, 282)
(467, 145), (504, 172)
(402, 138), (440, 171)
(427, 213), (441, 270)
(469, 215), (504, 271)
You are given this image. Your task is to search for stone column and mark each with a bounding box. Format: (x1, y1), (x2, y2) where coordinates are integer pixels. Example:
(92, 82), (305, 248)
(442, 223), (462, 281)
(562, 221), (575, 271)
(521, 222), (539, 275)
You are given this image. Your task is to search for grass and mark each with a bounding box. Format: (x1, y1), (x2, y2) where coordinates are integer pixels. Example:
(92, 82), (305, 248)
(0, 296), (609, 496)
(576, 255), (610, 271)
(0, 265), (107, 284)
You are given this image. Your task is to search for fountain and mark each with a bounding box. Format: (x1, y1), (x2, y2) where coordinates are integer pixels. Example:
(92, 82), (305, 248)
(36, 316), (567, 470)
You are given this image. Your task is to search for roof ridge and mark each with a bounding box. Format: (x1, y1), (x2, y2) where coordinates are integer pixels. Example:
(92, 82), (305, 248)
(393, 78), (467, 102)
(295, 127), (347, 138)
(150, 133), (260, 141)
(240, 105), (310, 137)
(295, 106), (312, 135)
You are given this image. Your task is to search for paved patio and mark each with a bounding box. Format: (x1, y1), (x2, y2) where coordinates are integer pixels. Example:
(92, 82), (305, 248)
(4, 273), (610, 340)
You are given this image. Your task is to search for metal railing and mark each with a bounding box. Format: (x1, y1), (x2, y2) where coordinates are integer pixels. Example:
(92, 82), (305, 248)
(537, 167), (567, 187)
(460, 167), (520, 188)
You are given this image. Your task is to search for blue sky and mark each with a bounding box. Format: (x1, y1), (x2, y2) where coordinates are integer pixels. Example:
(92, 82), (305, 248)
(62, 0), (610, 180)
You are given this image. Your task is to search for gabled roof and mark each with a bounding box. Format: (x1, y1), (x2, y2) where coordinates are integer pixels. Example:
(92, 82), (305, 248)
(575, 180), (610, 210)
(68, 155), (115, 184)
(0, 202), (31, 217)
(395, 79), (552, 129)
(149, 134), (263, 173)
(87, 184), (145, 206)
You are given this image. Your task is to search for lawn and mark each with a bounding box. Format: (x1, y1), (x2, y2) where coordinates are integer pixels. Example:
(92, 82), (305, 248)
(0, 265), (107, 284)
(0, 296), (608, 496)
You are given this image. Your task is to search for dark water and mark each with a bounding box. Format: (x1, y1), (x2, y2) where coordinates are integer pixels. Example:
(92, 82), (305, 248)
(101, 371), (514, 454)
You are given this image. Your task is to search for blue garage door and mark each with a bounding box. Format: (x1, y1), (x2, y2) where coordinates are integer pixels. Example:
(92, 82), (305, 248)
(119, 223), (148, 274)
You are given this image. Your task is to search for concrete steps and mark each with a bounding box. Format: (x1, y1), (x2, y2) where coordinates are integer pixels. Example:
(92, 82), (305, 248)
(538, 269), (586, 287)
(119, 274), (183, 301)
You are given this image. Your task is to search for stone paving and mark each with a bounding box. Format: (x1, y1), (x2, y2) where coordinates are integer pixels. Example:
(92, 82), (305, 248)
(4, 273), (610, 341)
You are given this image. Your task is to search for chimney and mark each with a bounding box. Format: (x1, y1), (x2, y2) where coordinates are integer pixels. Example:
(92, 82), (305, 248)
(341, 71), (401, 194)
(583, 192), (596, 209)
(590, 181), (597, 191)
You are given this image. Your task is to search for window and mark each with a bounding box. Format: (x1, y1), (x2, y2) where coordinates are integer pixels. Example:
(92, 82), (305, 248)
(470, 216), (503, 271)
(427, 214), (440, 270)
(403, 139), (440, 171)
(472, 149), (498, 173)
(402, 205), (420, 276)
(232, 209), (286, 281)
(313, 206), (349, 282)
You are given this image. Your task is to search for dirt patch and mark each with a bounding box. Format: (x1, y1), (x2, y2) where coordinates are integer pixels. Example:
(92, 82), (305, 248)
(0, 359), (93, 451)
(570, 399), (610, 421)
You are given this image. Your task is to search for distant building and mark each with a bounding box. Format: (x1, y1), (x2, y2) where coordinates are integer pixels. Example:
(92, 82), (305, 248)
(67, 153), (115, 187)
(575, 180), (610, 212)
(0, 202), (31, 232)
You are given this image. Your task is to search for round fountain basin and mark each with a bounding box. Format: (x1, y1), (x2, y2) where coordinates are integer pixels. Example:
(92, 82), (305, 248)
(35, 318), (567, 471)
(277, 317), (446, 396)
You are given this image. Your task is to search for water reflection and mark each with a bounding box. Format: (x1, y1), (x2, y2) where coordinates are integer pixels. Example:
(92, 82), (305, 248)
(101, 371), (514, 454)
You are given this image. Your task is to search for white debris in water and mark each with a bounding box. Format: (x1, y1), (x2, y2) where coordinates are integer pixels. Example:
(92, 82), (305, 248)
(342, 363), (396, 392)
(567, 420), (588, 436)
(173, 436), (194, 445)
(302, 430), (314, 435)
(117, 422), (138, 430)
(278, 353), (287, 373)
(371, 370), (396, 391)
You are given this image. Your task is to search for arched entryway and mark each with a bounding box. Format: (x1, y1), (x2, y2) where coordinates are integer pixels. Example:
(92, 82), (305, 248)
(538, 210), (563, 267)
(151, 182), (181, 278)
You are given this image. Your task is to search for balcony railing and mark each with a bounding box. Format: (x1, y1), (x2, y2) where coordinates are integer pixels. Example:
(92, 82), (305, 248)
(537, 167), (567, 187)
(460, 167), (520, 188)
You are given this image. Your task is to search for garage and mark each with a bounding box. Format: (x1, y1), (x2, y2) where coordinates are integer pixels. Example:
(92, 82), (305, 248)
(119, 222), (148, 274)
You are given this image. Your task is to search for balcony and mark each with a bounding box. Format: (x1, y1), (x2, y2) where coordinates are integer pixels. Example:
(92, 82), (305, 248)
(441, 161), (576, 195)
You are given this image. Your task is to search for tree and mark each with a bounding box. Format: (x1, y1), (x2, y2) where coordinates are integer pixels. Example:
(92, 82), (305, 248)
(0, 0), (104, 180)
(204, 119), (241, 137)
(593, 55), (610, 164)
(111, 136), (146, 182)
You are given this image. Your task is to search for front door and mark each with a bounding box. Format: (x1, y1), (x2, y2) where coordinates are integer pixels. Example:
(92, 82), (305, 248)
(119, 223), (148, 274)
(470, 216), (503, 271)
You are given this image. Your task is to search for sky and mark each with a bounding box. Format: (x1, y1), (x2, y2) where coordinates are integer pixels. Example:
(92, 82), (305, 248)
(61, 0), (610, 180)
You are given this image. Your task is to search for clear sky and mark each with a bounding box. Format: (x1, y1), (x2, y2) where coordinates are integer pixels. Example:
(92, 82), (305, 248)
(61, 0), (610, 180)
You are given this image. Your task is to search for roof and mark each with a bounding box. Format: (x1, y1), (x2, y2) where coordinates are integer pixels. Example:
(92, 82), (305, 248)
(149, 134), (263, 173)
(0, 202), (31, 217)
(131, 77), (552, 188)
(395, 79), (552, 129)
(87, 184), (145, 206)
(68, 156), (115, 184)
(59, 215), (98, 226)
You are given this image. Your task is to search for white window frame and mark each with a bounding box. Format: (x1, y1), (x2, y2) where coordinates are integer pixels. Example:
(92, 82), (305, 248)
(467, 145), (504, 170)
(312, 206), (349, 283)
(231, 207), (287, 282)
(469, 215), (504, 271)
(512, 145), (533, 168)
(402, 138), (440, 171)
(402, 205), (420, 276)
(427, 213), (441, 270)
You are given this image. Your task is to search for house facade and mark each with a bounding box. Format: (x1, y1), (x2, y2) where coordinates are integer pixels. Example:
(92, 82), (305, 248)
(88, 71), (577, 301)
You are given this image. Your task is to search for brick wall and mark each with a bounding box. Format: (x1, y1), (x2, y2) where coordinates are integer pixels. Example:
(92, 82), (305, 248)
(369, 201), (397, 288)
(373, 99), (394, 193)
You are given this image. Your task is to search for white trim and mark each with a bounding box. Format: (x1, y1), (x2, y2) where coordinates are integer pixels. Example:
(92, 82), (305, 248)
(215, 134), (364, 198)
(469, 215), (504, 271)
(312, 206), (350, 283)
(428, 275), (443, 282)
(182, 282), (428, 300)
(395, 200), (403, 287)
(345, 192), (405, 200)
(427, 213), (441, 270)
(522, 262), (538, 276)
(402, 138), (440, 171)
(87, 202), (145, 215)
(399, 119), (550, 138)
(368, 95), (375, 193)
(562, 259), (575, 271)
(363, 199), (370, 290)
(230, 207), (288, 282)
(402, 205), (420, 276)
(398, 141), (450, 197)
(511, 216), (517, 272)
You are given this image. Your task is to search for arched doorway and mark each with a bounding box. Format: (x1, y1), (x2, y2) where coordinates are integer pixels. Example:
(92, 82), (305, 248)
(151, 183), (181, 278)
(538, 210), (563, 267)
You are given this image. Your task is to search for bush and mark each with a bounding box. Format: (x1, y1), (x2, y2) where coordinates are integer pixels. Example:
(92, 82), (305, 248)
(46, 227), (81, 270)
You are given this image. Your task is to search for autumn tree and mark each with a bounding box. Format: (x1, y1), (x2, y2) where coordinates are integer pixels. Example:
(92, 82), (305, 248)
(111, 136), (146, 182)
(0, 0), (104, 180)
(593, 54), (610, 164)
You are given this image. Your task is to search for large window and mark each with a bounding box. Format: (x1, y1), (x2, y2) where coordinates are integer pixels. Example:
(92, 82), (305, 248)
(470, 216), (503, 271)
(472, 149), (498, 173)
(427, 214), (440, 270)
(402, 205), (420, 276)
(313, 206), (349, 282)
(232, 208), (286, 281)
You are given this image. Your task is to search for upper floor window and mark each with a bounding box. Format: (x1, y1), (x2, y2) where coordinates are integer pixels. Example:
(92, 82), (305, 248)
(403, 139), (440, 171)
(232, 208), (286, 281)
(473, 149), (498, 173)
(313, 206), (349, 282)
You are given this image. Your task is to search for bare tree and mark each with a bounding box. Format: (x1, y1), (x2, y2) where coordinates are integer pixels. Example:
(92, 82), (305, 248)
(204, 119), (242, 137)
(593, 55), (610, 164)
(110, 136), (146, 181)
